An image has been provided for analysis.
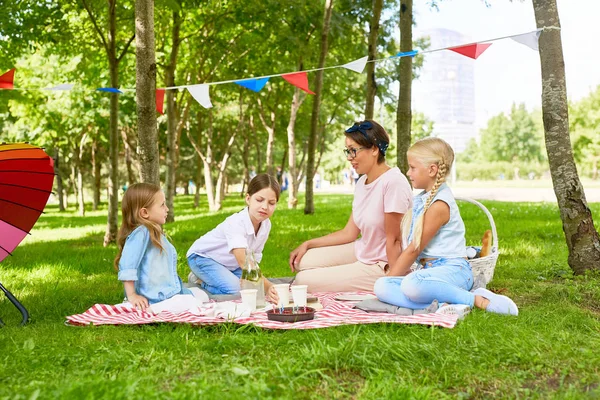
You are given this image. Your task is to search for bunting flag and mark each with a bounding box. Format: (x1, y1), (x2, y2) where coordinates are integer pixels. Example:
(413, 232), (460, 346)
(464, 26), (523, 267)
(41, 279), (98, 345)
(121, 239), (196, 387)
(449, 43), (492, 60)
(235, 77), (269, 92)
(392, 50), (418, 58)
(97, 87), (123, 94)
(342, 56), (369, 73)
(0, 69), (15, 89)
(281, 72), (315, 95)
(156, 88), (166, 114)
(187, 84), (212, 108)
(43, 84), (74, 91)
(510, 30), (541, 51)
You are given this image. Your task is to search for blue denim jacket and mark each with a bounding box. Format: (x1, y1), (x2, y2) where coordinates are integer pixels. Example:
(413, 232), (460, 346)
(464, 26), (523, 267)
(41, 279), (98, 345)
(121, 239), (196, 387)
(117, 225), (184, 304)
(408, 183), (467, 261)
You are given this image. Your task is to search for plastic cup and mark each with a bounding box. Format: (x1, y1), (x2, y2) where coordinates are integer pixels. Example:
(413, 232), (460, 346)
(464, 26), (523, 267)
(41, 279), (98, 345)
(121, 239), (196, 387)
(273, 284), (290, 308)
(291, 285), (308, 307)
(239, 289), (258, 312)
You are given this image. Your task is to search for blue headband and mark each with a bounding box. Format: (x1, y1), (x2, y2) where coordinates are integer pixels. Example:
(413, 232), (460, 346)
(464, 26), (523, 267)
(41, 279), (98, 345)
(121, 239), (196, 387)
(345, 121), (389, 156)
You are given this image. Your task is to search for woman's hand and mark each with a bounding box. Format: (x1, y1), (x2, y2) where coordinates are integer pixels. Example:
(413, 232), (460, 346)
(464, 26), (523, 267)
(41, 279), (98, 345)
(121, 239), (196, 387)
(127, 293), (149, 311)
(265, 284), (280, 304)
(289, 242), (309, 272)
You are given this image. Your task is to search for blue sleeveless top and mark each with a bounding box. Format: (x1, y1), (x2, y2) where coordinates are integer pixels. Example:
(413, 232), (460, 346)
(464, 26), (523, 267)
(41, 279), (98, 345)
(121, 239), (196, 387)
(408, 183), (467, 261)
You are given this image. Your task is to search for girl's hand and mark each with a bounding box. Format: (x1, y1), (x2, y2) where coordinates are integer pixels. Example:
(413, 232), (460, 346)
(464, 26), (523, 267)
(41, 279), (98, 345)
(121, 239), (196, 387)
(289, 242), (309, 272)
(265, 285), (280, 304)
(127, 293), (149, 311)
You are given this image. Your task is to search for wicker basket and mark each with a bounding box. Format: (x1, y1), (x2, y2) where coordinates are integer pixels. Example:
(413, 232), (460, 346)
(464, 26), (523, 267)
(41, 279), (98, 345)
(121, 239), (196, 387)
(456, 197), (499, 285)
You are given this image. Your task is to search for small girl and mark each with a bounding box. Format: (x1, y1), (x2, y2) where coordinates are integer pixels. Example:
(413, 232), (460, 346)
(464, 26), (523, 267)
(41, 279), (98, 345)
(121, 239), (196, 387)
(374, 137), (518, 316)
(115, 183), (192, 311)
(186, 173), (280, 301)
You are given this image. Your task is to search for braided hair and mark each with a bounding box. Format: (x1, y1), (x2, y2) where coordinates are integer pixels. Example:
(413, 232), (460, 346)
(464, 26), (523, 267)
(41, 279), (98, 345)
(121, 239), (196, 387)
(401, 137), (455, 251)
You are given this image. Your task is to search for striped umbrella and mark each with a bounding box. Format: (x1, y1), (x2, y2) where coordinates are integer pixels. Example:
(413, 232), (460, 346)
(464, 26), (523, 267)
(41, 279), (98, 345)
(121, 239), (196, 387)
(0, 143), (55, 325)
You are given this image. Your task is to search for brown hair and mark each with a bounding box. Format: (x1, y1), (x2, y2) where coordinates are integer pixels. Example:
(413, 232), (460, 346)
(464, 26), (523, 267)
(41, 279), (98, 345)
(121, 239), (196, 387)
(248, 173), (281, 201)
(114, 183), (165, 270)
(344, 119), (390, 164)
(401, 137), (455, 250)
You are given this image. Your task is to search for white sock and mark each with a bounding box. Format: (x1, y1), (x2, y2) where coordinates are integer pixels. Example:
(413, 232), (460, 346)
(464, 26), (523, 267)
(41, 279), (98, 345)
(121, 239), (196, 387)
(473, 288), (519, 316)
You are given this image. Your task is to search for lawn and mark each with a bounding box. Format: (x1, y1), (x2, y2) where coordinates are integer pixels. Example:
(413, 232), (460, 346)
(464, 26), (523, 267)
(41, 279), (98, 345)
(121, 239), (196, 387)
(1, 193), (599, 399)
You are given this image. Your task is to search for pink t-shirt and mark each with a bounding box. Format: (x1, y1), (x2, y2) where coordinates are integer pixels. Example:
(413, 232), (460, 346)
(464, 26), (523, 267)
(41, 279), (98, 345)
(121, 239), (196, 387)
(352, 167), (412, 264)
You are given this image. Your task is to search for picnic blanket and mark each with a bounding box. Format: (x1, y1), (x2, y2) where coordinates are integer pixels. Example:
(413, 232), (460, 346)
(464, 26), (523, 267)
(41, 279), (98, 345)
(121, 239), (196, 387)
(66, 292), (459, 329)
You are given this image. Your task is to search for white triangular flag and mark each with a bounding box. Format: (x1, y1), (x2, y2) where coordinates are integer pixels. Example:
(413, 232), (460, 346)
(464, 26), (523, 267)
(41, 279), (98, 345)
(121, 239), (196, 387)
(510, 30), (541, 51)
(44, 84), (74, 91)
(187, 84), (212, 108)
(342, 56), (369, 73)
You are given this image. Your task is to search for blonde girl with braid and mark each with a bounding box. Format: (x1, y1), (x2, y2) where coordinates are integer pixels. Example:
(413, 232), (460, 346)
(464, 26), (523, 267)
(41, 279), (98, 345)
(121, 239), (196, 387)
(374, 138), (518, 316)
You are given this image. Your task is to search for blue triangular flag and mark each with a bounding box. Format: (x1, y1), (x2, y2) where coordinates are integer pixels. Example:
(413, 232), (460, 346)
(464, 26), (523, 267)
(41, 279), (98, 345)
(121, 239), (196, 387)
(96, 87), (123, 93)
(235, 77), (269, 92)
(392, 50), (418, 58)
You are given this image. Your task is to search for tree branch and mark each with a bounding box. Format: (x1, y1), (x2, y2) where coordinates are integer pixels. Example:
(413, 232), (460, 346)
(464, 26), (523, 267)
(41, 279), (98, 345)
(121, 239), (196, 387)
(117, 33), (136, 63)
(81, 0), (108, 53)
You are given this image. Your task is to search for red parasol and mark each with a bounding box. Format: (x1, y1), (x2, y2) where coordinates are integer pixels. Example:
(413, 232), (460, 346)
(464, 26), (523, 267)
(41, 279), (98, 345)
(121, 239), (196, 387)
(0, 143), (55, 325)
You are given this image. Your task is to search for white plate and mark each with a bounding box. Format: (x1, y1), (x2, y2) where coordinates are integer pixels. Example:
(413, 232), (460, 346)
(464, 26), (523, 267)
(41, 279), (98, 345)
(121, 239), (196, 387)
(334, 294), (377, 302)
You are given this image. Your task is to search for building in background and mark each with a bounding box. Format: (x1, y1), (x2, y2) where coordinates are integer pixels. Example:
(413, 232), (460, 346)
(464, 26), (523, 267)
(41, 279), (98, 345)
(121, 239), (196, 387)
(413, 28), (477, 153)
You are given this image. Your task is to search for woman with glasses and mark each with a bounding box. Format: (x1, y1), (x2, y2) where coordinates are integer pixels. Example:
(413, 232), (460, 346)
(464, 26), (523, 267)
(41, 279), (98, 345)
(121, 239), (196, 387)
(289, 120), (413, 292)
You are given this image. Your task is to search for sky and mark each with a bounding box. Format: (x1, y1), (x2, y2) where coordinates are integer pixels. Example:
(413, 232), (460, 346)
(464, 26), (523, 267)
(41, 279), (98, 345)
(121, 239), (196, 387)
(411, 0), (600, 128)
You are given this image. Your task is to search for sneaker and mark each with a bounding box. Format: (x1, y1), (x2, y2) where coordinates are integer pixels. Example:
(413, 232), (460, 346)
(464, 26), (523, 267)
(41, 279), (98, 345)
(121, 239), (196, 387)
(436, 304), (471, 320)
(188, 272), (202, 286)
(473, 288), (518, 316)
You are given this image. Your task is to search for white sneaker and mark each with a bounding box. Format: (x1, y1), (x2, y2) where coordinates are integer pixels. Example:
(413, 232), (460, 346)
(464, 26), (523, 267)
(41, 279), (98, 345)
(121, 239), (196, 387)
(436, 304), (471, 320)
(473, 288), (519, 316)
(188, 272), (202, 285)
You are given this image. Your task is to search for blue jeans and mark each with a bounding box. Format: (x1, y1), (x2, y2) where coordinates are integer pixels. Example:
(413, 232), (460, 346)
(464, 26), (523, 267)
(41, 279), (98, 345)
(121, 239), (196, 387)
(374, 257), (475, 309)
(187, 254), (243, 295)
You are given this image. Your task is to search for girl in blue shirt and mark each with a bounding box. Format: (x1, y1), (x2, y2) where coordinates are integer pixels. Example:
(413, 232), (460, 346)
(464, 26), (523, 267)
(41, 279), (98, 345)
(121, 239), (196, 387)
(114, 183), (191, 311)
(375, 138), (518, 316)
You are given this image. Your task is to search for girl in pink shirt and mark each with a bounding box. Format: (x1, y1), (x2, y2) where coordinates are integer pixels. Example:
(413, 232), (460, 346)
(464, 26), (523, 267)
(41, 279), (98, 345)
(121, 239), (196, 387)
(289, 120), (412, 292)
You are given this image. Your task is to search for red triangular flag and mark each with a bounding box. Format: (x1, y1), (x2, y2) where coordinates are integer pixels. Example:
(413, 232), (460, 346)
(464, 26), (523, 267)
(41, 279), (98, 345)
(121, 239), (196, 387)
(281, 72), (315, 95)
(156, 88), (166, 114)
(0, 68), (16, 89)
(449, 43), (492, 60)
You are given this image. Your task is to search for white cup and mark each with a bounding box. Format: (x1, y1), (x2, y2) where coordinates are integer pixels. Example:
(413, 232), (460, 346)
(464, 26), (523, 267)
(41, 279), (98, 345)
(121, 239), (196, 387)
(239, 289), (258, 312)
(291, 285), (308, 307)
(273, 284), (290, 308)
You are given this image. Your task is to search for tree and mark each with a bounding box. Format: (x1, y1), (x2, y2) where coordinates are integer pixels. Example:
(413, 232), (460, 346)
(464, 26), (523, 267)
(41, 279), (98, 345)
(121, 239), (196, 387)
(364, 0), (384, 119)
(135, 0), (159, 185)
(396, 0), (412, 174)
(304, 0), (334, 215)
(570, 85), (600, 179)
(80, 0), (136, 246)
(479, 103), (544, 163)
(532, 0), (600, 274)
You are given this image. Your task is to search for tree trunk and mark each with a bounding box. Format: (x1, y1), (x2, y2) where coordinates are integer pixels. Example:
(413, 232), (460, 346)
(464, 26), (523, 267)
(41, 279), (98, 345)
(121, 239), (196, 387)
(164, 9), (182, 222)
(257, 98), (276, 176)
(124, 144), (136, 187)
(533, 0), (600, 274)
(103, 1), (120, 246)
(194, 112), (203, 208)
(241, 129), (250, 196)
(54, 148), (65, 212)
(286, 88), (306, 209)
(135, 0), (159, 186)
(305, 0), (334, 215)
(77, 165), (85, 217)
(396, 0), (412, 174)
(364, 0), (383, 120)
(91, 140), (101, 210)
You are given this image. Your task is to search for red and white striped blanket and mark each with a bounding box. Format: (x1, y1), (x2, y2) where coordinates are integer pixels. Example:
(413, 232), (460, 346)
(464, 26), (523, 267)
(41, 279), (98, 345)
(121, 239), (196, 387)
(66, 292), (459, 329)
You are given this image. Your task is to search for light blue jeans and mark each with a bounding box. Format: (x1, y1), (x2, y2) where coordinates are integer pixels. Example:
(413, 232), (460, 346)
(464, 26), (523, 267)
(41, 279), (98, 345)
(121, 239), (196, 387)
(374, 257), (475, 309)
(187, 254), (243, 295)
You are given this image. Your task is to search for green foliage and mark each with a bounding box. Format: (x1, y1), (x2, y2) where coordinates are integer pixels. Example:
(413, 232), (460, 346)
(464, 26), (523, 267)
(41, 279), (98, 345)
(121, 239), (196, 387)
(1, 194), (600, 398)
(479, 103), (545, 163)
(570, 85), (600, 179)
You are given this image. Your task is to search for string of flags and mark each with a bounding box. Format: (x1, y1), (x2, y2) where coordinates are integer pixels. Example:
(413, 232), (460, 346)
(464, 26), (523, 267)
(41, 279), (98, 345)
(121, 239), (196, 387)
(0, 28), (544, 114)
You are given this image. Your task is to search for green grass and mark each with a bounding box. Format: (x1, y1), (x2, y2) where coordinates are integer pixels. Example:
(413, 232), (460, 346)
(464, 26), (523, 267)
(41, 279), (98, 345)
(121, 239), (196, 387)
(1, 193), (600, 399)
